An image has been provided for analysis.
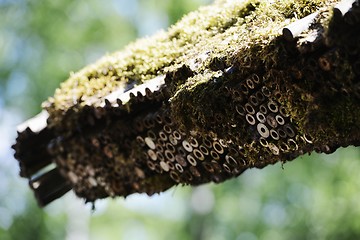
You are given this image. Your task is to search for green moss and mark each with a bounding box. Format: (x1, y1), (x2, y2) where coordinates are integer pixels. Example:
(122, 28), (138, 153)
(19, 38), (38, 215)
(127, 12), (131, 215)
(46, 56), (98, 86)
(168, 2), (338, 133)
(45, 0), (338, 124)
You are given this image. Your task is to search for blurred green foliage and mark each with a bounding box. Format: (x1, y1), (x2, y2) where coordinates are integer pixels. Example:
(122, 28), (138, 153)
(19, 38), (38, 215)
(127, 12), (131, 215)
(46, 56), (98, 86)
(87, 147), (360, 240)
(1, 0), (360, 239)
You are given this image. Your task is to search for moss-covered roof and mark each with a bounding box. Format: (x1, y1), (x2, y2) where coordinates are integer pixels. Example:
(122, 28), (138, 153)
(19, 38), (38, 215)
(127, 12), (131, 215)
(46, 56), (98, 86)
(45, 0), (337, 122)
(15, 0), (360, 206)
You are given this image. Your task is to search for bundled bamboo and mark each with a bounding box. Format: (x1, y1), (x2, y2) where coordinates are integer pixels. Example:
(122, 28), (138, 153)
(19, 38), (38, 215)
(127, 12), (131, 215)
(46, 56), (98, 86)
(13, 0), (360, 207)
